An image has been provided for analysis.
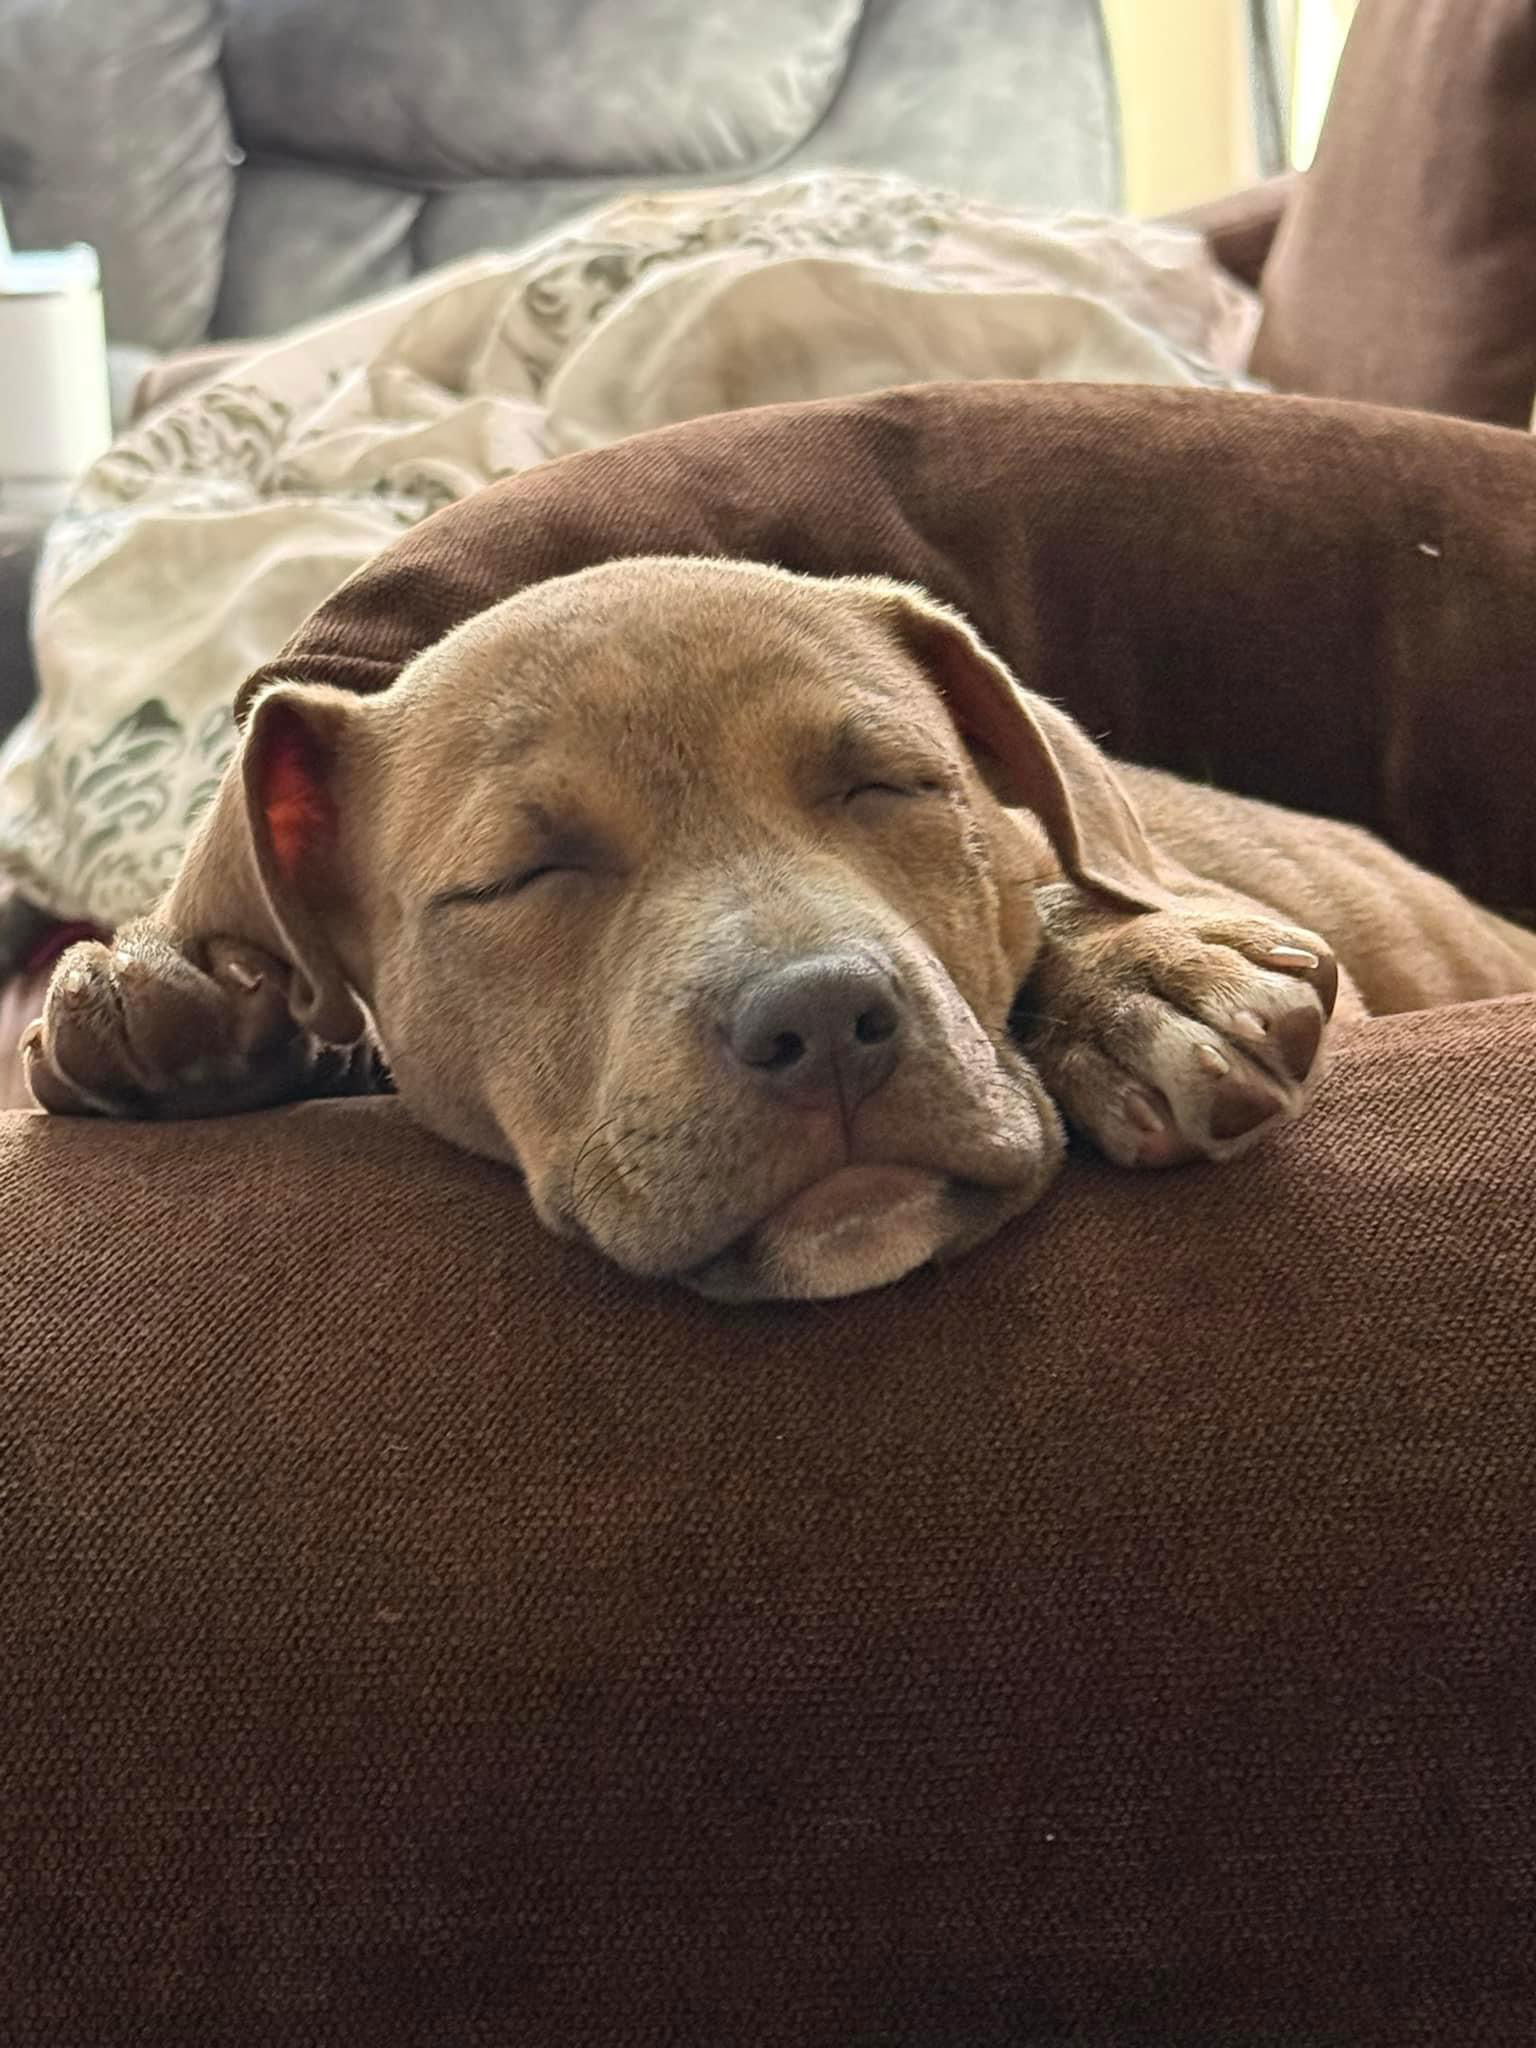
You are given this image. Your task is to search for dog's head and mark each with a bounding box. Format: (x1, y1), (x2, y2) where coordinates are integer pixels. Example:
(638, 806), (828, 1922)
(241, 558), (1168, 1300)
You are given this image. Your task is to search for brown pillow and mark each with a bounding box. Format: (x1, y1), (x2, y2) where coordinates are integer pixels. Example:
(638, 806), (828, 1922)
(4, 995), (1536, 2045)
(247, 378), (1536, 922)
(1251, 0), (1536, 426)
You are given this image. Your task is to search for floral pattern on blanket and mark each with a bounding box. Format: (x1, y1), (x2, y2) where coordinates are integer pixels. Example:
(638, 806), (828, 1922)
(10, 700), (236, 921)
(0, 170), (1261, 931)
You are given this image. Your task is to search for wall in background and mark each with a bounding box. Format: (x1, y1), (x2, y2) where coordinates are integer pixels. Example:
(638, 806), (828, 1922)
(1102, 0), (1257, 213)
(1104, 0), (1358, 213)
(1277, 0), (1358, 168)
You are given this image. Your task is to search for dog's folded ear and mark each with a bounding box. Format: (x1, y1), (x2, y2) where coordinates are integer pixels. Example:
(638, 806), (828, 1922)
(865, 583), (1180, 915)
(241, 683), (368, 1044)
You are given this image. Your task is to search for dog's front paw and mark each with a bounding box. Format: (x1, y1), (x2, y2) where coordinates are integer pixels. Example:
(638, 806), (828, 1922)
(1017, 905), (1340, 1168)
(21, 924), (323, 1118)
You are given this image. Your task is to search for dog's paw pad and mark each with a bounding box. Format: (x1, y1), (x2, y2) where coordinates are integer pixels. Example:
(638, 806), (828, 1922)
(24, 927), (309, 1118)
(1023, 907), (1341, 1169)
(1207, 1076), (1284, 1143)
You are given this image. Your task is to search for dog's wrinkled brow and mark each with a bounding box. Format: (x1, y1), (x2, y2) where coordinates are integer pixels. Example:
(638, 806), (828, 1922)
(807, 709), (945, 784)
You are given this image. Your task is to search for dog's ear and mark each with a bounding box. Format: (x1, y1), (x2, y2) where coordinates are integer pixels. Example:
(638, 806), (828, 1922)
(865, 583), (1179, 914)
(241, 683), (369, 1044)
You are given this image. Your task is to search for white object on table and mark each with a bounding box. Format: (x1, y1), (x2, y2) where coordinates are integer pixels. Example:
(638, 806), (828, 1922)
(0, 201), (113, 520)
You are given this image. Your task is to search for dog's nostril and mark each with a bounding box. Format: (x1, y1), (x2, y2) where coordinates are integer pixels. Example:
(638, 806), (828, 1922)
(854, 1004), (898, 1047)
(754, 1030), (805, 1072)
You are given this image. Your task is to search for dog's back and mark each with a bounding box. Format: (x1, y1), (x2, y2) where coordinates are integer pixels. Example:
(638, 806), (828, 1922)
(1121, 762), (1536, 1014)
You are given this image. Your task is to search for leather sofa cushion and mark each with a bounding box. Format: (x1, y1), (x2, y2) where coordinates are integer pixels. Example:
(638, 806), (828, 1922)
(222, 0), (864, 184)
(0, 0), (233, 351)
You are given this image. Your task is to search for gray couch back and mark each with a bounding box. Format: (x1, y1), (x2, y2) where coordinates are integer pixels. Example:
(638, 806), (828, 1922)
(0, 0), (1119, 348)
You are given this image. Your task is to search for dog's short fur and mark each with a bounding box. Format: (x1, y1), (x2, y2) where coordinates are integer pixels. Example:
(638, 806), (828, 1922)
(24, 559), (1536, 1299)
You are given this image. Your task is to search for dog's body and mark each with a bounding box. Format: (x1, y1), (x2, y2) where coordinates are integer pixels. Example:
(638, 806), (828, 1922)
(1114, 760), (1536, 1016)
(24, 557), (1536, 1300)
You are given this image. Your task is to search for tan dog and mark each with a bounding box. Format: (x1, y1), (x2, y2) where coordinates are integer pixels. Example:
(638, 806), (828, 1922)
(22, 558), (1536, 1300)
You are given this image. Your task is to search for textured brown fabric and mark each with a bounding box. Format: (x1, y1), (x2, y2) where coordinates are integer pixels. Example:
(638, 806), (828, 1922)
(1168, 173), (1297, 292)
(246, 380), (1536, 922)
(4, 994), (1536, 2046)
(1251, 0), (1536, 426)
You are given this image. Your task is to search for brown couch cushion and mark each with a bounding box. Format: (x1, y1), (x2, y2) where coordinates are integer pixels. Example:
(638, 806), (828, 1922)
(1250, 0), (1536, 426)
(245, 379), (1536, 923)
(4, 993), (1536, 2046)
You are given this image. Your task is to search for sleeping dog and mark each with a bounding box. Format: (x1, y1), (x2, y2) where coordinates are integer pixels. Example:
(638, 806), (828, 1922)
(22, 556), (1536, 1299)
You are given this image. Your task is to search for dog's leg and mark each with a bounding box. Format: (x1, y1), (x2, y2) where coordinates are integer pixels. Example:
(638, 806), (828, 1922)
(1013, 875), (1354, 1170)
(1117, 760), (1536, 1014)
(21, 925), (384, 1118)
(20, 769), (380, 1118)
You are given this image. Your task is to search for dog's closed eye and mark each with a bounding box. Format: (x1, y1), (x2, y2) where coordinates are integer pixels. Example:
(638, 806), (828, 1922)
(807, 713), (953, 812)
(842, 778), (945, 805)
(429, 864), (578, 910)
(428, 805), (617, 912)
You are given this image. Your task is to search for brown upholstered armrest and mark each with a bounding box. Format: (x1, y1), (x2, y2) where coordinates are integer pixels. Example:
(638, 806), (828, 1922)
(1167, 172), (1298, 290)
(5, 992), (1536, 2042)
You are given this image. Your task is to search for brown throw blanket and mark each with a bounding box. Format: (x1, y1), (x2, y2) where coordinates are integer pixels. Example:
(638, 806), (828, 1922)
(249, 378), (1536, 923)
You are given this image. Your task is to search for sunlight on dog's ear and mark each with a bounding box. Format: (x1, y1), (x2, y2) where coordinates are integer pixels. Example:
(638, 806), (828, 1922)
(853, 579), (1179, 916)
(242, 683), (368, 1045)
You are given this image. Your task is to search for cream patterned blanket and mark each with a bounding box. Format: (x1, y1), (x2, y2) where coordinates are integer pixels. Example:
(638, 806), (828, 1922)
(0, 172), (1258, 930)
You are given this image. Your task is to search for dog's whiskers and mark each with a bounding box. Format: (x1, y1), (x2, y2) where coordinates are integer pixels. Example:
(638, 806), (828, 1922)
(573, 1139), (650, 1215)
(569, 1101), (711, 1219)
(569, 1113), (628, 1190)
(1006, 1005), (1075, 1035)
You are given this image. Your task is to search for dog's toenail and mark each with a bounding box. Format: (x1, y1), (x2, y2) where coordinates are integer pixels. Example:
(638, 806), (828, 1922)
(1196, 1042), (1230, 1076)
(224, 961), (262, 992)
(1264, 945), (1319, 971)
(1124, 1088), (1166, 1136)
(62, 969), (87, 996)
(1274, 1007), (1323, 1082)
(1310, 950), (1340, 1018)
(1230, 1007), (1269, 1040)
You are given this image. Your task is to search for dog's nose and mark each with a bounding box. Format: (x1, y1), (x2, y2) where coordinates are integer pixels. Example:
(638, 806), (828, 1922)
(725, 954), (905, 1107)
